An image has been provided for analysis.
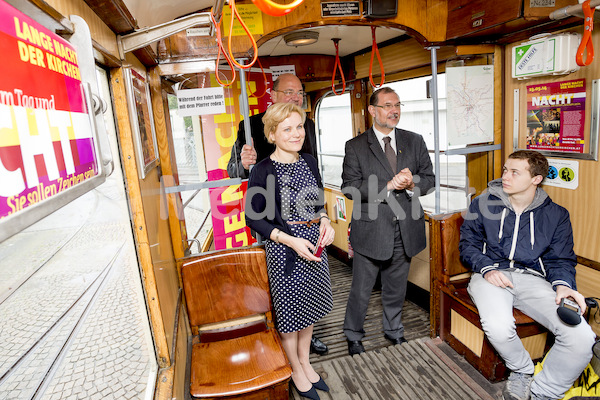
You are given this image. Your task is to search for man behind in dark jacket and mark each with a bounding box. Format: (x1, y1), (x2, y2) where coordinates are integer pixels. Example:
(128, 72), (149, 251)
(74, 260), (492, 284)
(226, 73), (317, 179)
(459, 150), (594, 400)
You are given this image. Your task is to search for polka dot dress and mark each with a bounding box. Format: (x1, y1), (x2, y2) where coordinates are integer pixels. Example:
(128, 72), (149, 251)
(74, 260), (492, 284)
(265, 157), (333, 334)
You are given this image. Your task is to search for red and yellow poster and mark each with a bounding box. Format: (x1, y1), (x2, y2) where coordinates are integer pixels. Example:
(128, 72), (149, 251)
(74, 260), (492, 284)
(526, 79), (586, 153)
(0, 0), (98, 220)
(201, 69), (272, 250)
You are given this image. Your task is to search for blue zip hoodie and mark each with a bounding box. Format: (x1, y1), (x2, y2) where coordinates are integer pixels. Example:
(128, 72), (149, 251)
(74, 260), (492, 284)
(459, 178), (577, 290)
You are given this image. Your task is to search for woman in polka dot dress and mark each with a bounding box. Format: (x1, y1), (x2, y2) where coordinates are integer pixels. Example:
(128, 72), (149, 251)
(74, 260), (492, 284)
(246, 103), (334, 400)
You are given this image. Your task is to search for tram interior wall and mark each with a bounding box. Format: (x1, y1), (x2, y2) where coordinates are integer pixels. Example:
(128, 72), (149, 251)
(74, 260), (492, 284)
(505, 23), (600, 335)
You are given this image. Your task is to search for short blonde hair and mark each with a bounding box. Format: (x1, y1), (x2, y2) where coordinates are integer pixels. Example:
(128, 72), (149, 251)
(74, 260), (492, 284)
(262, 103), (306, 144)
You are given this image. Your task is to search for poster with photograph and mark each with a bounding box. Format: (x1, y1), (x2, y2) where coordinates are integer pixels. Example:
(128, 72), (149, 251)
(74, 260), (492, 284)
(128, 69), (158, 176)
(526, 79), (585, 154)
(335, 196), (346, 221)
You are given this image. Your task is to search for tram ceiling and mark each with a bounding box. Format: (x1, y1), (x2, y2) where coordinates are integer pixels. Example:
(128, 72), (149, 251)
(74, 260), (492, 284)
(121, 0), (214, 30)
(258, 25), (406, 57)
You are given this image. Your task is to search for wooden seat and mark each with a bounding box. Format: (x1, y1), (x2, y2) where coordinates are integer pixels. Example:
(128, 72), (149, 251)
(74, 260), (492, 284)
(181, 248), (292, 399)
(429, 212), (550, 382)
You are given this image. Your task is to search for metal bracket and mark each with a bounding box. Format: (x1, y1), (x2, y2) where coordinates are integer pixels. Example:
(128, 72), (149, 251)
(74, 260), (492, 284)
(117, 12), (212, 59)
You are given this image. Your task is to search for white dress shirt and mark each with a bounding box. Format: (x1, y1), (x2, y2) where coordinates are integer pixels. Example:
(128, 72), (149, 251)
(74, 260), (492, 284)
(373, 126), (397, 154)
(372, 126), (414, 197)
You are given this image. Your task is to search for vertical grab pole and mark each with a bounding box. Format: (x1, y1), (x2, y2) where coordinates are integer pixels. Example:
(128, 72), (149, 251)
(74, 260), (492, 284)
(428, 46), (441, 214)
(238, 59), (262, 242)
(239, 59), (252, 164)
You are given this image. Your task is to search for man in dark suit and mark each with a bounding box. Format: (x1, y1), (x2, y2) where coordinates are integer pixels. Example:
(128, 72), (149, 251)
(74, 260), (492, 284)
(227, 73), (327, 356)
(226, 73), (317, 179)
(341, 87), (435, 356)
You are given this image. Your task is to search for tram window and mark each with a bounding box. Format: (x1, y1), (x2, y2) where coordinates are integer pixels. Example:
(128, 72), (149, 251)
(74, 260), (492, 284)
(316, 93), (353, 187)
(383, 75), (468, 213)
(167, 94), (212, 249)
(95, 66), (119, 170)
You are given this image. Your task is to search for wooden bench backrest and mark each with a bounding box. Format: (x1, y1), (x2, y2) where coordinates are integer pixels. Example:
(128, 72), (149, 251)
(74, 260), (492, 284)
(181, 248), (271, 328)
(431, 212), (470, 283)
(440, 212), (469, 277)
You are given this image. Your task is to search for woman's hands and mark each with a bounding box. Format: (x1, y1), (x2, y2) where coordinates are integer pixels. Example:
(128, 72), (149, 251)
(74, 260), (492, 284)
(284, 236), (322, 262)
(272, 216), (335, 262)
(318, 215), (335, 248)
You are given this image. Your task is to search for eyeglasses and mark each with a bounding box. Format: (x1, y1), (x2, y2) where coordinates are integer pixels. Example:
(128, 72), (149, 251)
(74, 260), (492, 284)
(373, 102), (403, 111)
(275, 89), (305, 97)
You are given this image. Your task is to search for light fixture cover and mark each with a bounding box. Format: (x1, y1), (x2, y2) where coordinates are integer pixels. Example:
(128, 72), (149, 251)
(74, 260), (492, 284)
(284, 31), (319, 47)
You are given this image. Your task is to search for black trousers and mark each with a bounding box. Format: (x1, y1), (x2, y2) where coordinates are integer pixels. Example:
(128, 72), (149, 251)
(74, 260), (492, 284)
(343, 223), (411, 341)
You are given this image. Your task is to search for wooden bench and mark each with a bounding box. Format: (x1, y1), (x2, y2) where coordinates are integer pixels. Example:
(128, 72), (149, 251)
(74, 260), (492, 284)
(429, 212), (550, 382)
(181, 247), (292, 399)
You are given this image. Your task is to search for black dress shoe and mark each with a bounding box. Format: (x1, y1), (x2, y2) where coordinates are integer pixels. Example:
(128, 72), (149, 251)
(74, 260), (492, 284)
(310, 336), (329, 355)
(311, 375), (330, 392)
(384, 334), (408, 345)
(290, 380), (320, 400)
(347, 340), (365, 356)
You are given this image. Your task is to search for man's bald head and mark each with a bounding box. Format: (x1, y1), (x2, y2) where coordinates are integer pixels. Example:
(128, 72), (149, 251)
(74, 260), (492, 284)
(271, 74), (304, 106)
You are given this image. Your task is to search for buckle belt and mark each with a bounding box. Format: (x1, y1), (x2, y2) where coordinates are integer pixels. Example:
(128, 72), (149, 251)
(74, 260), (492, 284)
(287, 217), (321, 228)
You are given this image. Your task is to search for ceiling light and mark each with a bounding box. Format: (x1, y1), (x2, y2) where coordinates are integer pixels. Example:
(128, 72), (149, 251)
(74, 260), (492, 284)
(284, 31), (319, 47)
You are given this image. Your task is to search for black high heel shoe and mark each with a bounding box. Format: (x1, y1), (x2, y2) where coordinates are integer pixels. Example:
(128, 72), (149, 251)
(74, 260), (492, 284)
(311, 375), (330, 392)
(290, 380), (320, 400)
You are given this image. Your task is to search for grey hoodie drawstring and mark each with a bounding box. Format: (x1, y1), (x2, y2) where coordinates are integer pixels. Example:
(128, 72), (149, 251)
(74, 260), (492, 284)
(498, 208), (507, 240)
(530, 211), (535, 249)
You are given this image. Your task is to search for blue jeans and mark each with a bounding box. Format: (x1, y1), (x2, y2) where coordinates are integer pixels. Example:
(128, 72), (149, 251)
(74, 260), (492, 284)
(468, 271), (595, 399)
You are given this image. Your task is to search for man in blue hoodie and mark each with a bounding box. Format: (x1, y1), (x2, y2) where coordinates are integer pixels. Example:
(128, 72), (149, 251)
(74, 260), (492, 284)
(459, 150), (595, 400)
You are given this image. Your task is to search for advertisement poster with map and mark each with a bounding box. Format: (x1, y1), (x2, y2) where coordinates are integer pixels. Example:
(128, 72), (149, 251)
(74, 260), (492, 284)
(526, 79), (585, 153)
(446, 65), (494, 146)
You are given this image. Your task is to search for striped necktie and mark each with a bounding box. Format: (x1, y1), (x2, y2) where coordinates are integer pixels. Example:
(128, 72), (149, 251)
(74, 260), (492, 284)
(383, 136), (396, 174)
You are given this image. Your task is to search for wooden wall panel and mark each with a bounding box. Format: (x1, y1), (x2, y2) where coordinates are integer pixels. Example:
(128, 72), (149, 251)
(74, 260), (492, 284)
(149, 68), (187, 260)
(324, 188), (352, 252)
(576, 265), (600, 336)
(125, 55), (182, 368)
(451, 310), (484, 357)
(45, 0), (119, 56)
(354, 39), (456, 81)
(259, 55), (337, 83)
(409, 244), (431, 292)
(171, 305), (190, 400)
(138, 167), (179, 357)
(504, 24), (600, 263)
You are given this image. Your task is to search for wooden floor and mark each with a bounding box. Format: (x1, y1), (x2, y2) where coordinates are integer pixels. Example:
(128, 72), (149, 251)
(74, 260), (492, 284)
(291, 257), (503, 400)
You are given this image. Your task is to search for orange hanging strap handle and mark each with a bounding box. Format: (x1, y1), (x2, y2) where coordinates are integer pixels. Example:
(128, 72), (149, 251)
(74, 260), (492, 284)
(576, 0), (594, 66)
(251, 0), (304, 17)
(210, 9), (236, 87)
(246, 57), (269, 98)
(228, 0), (258, 70)
(369, 26), (385, 89)
(331, 38), (346, 96)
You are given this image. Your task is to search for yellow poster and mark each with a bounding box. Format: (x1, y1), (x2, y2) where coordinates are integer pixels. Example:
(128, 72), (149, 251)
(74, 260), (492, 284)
(222, 4), (264, 36)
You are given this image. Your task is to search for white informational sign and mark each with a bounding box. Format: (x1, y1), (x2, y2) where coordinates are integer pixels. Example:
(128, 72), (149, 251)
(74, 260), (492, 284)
(446, 65), (494, 146)
(544, 158), (579, 190)
(270, 65), (296, 81)
(177, 87), (226, 117)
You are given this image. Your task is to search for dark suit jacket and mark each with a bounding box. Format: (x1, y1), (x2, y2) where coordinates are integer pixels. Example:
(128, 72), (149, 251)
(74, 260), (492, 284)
(341, 127), (435, 260)
(227, 111), (317, 179)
